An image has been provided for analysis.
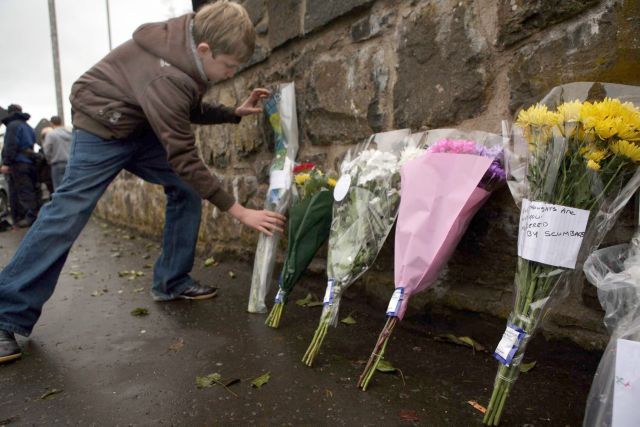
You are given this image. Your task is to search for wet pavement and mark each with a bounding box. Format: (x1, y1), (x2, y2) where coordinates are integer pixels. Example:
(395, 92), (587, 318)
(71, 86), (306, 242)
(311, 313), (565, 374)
(0, 218), (602, 426)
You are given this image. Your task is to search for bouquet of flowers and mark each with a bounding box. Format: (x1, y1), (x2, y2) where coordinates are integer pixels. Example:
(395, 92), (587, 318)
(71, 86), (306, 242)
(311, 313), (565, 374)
(483, 82), (640, 425)
(265, 162), (336, 328)
(248, 83), (299, 313)
(582, 231), (640, 427)
(301, 129), (415, 366)
(358, 131), (506, 390)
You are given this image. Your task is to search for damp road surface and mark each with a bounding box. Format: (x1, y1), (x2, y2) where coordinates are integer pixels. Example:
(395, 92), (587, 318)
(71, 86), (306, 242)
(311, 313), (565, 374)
(0, 218), (602, 426)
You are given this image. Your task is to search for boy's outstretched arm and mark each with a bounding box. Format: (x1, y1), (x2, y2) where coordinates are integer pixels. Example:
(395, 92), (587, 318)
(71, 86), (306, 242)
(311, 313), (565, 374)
(227, 202), (285, 237)
(234, 88), (271, 116)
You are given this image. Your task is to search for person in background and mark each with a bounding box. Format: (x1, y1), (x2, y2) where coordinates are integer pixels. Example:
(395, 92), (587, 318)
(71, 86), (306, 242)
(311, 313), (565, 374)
(42, 116), (72, 191)
(0, 104), (38, 228)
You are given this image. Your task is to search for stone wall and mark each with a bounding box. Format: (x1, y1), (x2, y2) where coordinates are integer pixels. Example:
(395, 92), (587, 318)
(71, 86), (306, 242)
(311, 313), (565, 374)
(95, 0), (640, 349)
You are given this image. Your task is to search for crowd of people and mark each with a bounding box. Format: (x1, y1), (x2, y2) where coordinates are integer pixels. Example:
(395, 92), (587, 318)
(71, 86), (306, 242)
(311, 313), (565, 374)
(0, 104), (71, 230)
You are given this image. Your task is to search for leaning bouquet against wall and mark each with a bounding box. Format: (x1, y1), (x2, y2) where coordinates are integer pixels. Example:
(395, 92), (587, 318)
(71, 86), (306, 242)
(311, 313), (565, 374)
(248, 83), (299, 314)
(483, 82), (640, 425)
(358, 130), (506, 390)
(301, 129), (416, 366)
(265, 163), (336, 328)
(582, 231), (640, 427)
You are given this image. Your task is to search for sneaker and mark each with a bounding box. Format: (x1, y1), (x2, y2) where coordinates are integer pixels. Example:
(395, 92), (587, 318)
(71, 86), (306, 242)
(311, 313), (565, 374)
(178, 283), (218, 300)
(0, 330), (22, 364)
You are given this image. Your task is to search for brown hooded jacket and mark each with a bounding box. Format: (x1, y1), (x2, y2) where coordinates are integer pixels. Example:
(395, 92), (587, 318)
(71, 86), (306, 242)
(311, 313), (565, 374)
(70, 13), (237, 210)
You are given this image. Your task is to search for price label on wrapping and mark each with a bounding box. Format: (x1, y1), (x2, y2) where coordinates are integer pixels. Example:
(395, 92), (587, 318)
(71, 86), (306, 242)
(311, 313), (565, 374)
(386, 288), (404, 317)
(323, 279), (335, 306)
(493, 324), (526, 366)
(517, 199), (589, 269)
(274, 289), (285, 304)
(333, 174), (351, 202)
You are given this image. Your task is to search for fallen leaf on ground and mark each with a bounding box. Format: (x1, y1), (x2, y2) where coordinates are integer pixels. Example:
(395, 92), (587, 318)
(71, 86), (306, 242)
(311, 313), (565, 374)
(143, 263), (153, 269)
(399, 409), (420, 422)
(69, 271), (84, 279)
(196, 373), (222, 389)
(519, 360), (537, 373)
(295, 293), (323, 307)
(434, 334), (485, 352)
(325, 389), (333, 398)
(228, 271), (236, 279)
(168, 338), (184, 352)
(468, 400), (487, 414)
(133, 287), (145, 293)
(376, 359), (397, 373)
(40, 389), (63, 400)
(251, 372), (270, 388)
(91, 289), (108, 297)
(130, 307), (149, 316)
(204, 257), (216, 267)
(340, 315), (357, 325)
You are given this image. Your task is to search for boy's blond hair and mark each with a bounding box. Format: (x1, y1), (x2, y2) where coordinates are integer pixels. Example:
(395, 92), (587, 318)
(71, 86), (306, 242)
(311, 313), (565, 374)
(193, 1), (255, 63)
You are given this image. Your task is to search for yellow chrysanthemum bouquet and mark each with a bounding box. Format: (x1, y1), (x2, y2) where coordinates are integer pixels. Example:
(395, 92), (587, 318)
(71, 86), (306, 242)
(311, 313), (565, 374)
(484, 83), (640, 425)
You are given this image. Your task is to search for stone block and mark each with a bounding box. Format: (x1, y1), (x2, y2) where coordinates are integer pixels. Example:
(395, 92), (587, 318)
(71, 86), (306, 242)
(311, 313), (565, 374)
(239, 0), (265, 25)
(305, 45), (388, 144)
(497, 0), (600, 48)
(393, 2), (489, 130)
(508, 1), (640, 112)
(304, 0), (374, 34)
(266, 0), (303, 49)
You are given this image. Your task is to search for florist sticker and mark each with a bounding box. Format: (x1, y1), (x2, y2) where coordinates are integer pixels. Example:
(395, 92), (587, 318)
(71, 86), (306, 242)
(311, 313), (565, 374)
(517, 199), (589, 269)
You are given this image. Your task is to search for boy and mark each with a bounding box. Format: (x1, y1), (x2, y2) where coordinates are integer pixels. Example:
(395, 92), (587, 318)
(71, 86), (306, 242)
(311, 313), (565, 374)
(0, 1), (285, 363)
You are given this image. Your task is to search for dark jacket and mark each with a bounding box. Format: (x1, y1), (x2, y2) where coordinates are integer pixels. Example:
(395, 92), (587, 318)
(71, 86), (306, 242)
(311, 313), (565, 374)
(69, 13), (239, 210)
(1, 112), (35, 166)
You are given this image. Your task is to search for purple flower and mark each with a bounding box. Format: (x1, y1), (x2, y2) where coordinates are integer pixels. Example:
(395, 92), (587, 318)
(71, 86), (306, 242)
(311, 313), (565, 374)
(429, 138), (506, 191)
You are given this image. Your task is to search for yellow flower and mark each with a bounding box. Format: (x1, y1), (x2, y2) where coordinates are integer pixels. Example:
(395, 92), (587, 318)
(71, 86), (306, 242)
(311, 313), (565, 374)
(269, 113), (282, 134)
(594, 117), (621, 140)
(295, 173), (311, 185)
(557, 100), (582, 123)
(516, 104), (559, 128)
(587, 159), (601, 171)
(327, 178), (337, 187)
(584, 149), (608, 163)
(610, 140), (640, 162)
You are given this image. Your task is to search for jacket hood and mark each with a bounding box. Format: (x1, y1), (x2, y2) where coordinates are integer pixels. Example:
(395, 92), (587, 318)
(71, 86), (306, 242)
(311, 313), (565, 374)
(132, 13), (207, 85)
(2, 111), (31, 126)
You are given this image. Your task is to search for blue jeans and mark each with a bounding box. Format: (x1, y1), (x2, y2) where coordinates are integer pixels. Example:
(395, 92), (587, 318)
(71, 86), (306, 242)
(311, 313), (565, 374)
(50, 161), (67, 191)
(0, 129), (203, 336)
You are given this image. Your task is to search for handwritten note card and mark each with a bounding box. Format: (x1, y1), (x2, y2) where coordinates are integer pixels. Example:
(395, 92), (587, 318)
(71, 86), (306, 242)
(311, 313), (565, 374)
(613, 339), (640, 427)
(517, 199), (589, 269)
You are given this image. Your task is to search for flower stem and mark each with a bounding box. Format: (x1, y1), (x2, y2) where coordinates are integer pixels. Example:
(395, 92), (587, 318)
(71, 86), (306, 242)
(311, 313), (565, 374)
(357, 316), (397, 390)
(302, 310), (332, 366)
(265, 302), (284, 328)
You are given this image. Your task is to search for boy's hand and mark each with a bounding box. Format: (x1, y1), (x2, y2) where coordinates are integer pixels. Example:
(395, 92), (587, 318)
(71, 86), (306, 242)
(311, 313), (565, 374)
(235, 88), (271, 116)
(0, 165), (10, 174)
(227, 202), (286, 236)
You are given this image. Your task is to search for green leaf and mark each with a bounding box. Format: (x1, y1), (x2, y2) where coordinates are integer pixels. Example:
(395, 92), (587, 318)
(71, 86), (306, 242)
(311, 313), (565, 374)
(40, 388), (63, 399)
(376, 359), (397, 373)
(435, 334), (485, 352)
(340, 315), (357, 325)
(295, 293), (322, 307)
(519, 360), (537, 373)
(204, 257), (215, 267)
(251, 372), (271, 388)
(196, 373), (222, 389)
(130, 307), (149, 316)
